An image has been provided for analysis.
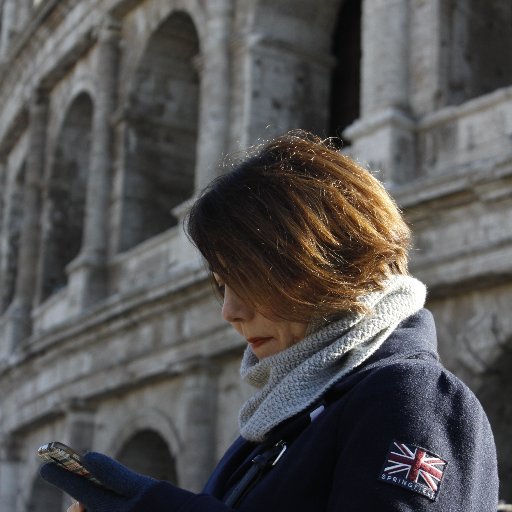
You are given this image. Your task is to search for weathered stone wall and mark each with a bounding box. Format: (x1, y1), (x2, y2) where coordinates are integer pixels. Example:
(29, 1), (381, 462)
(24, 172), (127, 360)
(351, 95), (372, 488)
(0, 0), (511, 509)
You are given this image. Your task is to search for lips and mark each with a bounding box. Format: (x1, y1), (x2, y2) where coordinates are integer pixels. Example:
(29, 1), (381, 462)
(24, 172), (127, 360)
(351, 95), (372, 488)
(247, 337), (272, 348)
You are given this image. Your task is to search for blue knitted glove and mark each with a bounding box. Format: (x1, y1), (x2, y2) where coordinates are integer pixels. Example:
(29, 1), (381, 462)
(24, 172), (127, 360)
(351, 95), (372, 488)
(40, 452), (163, 512)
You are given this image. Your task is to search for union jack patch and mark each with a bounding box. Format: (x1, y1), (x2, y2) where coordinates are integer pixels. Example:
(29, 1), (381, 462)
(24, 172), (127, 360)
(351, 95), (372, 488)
(378, 440), (448, 501)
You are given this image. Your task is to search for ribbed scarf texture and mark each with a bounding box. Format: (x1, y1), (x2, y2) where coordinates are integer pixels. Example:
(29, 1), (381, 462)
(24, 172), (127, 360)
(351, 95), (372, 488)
(239, 275), (427, 442)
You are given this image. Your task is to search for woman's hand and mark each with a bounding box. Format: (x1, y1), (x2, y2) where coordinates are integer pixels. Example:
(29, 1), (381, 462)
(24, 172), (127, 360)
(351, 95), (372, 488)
(40, 452), (161, 512)
(40, 451), (219, 512)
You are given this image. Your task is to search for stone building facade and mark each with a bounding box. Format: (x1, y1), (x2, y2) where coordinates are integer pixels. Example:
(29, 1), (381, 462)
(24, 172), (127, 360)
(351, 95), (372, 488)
(0, 0), (511, 509)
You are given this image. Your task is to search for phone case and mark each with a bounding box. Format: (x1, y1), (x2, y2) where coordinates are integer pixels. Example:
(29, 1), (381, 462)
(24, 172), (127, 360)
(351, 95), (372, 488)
(38, 441), (103, 486)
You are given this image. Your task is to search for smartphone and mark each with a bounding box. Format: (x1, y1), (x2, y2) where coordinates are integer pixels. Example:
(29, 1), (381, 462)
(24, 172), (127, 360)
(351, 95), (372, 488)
(37, 441), (103, 486)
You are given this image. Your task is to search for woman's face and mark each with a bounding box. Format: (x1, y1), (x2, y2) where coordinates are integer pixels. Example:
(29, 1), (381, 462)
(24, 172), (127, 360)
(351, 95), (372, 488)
(213, 273), (308, 359)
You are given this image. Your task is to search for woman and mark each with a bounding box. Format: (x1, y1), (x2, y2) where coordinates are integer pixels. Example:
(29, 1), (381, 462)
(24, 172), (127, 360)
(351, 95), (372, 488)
(41, 131), (499, 511)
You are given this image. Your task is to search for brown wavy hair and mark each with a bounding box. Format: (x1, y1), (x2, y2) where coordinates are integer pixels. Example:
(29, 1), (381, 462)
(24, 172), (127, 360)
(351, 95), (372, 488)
(186, 131), (411, 321)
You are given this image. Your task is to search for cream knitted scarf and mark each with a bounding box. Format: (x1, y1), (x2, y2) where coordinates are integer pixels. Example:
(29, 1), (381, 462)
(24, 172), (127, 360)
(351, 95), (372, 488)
(239, 275), (427, 442)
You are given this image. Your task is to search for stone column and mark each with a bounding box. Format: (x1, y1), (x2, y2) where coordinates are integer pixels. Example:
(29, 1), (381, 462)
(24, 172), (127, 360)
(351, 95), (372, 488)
(194, 0), (233, 190)
(0, 158), (6, 314)
(62, 399), (96, 453)
(67, 17), (120, 313)
(0, 434), (21, 511)
(344, 0), (416, 184)
(177, 364), (218, 492)
(3, 89), (48, 348)
(15, 0), (32, 31)
(0, 158), (5, 232)
(360, 0), (409, 115)
(0, 0), (17, 59)
(0, 157), (8, 355)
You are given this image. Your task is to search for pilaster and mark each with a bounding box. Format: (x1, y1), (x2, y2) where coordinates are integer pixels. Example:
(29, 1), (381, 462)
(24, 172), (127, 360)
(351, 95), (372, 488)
(360, 0), (409, 115)
(3, 89), (48, 348)
(177, 363), (218, 492)
(345, 0), (416, 184)
(62, 399), (97, 453)
(0, 159), (5, 235)
(0, 159), (6, 314)
(0, 0), (17, 60)
(67, 17), (120, 313)
(194, 0), (233, 190)
(15, 0), (33, 31)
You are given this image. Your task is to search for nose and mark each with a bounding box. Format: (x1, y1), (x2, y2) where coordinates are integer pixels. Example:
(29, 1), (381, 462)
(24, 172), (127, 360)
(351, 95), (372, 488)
(222, 285), (253, 323)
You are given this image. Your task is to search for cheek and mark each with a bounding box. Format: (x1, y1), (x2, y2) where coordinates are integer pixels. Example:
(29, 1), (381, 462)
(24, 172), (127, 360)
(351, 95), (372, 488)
(281, 324), (307, 348)
(290, 322), (308, 343)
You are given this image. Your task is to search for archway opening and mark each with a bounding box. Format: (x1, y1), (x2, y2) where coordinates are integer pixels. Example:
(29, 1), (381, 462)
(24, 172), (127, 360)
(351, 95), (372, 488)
(329, 0), (362, 143)
(40, 92), (92, 301)
(120, 11), (199, 252)
(116, 429), (177, 484)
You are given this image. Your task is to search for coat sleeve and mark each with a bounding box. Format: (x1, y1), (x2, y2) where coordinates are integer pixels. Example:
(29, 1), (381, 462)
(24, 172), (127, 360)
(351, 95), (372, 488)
(326, 360), (498, 512)
(131, 484), (235, 512)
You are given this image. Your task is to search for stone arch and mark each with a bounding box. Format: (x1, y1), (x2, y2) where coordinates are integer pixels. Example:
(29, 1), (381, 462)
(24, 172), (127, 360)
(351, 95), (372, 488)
(121, 0), (207, 83)
(49, 80), (96, 146)
(329, 0), (362, 141)
(119, 10), (200, 252)
(26, 472), (64, 512)
(39, 92), (93, 302)
(440, 0), (512, 106)
(0, 161), (25, 312)
(241, 0), (341, 52)
(100, 407), (181, 484)
(100, 406), (182, 457)
(115, 429), (178, 484)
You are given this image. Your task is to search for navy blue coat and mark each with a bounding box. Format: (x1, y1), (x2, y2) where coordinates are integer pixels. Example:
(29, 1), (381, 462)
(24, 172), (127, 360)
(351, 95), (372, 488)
(135, 309), (499, 511)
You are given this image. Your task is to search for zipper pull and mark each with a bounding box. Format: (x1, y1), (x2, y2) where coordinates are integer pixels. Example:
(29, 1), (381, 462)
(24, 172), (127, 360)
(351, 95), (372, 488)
(271, 441), (287, 466)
